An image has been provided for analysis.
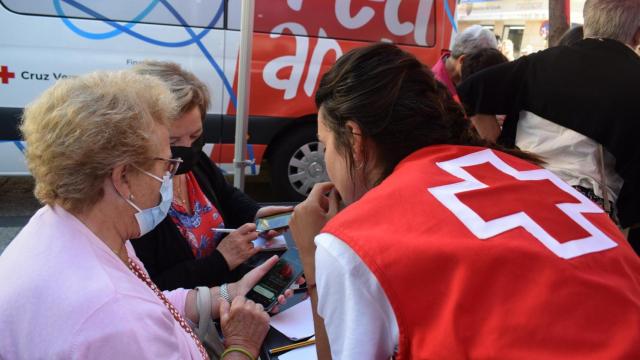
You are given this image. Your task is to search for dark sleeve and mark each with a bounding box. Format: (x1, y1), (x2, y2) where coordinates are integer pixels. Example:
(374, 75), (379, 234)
(457, 55), (532, 117)
(197, 152), (260, 229)
(132, 217), (239, 290)
(152, 250), (233, 290)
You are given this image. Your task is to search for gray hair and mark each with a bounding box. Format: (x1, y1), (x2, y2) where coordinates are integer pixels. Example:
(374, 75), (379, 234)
(451, 25), (498, 59)
(584, 0), (640, 46)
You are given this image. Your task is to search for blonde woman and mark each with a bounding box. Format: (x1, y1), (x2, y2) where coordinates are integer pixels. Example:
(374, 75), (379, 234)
(0, 71), (285, 360)
(131, 61), (291, 292)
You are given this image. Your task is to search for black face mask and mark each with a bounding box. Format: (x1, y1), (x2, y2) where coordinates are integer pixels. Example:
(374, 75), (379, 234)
(191, 134), (205, 154)
(171, 135), (204, 175)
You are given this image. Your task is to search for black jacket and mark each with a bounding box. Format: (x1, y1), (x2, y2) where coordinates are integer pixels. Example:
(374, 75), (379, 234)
(458, 38), (640, 228)
(131, 152), (260, 291)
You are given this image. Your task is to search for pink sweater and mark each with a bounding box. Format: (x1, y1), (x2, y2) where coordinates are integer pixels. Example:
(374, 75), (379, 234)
(0, 206), (203, 359)
(431, 53), (458, 99)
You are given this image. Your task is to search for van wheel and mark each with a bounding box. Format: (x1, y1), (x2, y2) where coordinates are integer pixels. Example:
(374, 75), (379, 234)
(270, 125), (328, 201)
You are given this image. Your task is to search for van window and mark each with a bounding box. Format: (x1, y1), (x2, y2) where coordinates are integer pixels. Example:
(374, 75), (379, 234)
(0, 0), (225, 29)
(228, 0), (436, 47)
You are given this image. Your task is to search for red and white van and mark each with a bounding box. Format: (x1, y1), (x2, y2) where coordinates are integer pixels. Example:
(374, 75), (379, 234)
(0, 0), (457, 200)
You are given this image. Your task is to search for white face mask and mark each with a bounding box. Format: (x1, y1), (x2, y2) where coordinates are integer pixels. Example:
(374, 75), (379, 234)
(124, 168), (173, 237)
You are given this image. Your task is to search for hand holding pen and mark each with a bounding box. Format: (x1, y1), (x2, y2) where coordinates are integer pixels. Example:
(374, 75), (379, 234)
(216, 223), (260, 270)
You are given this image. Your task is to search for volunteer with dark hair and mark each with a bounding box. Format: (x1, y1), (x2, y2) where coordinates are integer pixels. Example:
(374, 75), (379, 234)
(131, 61), (291, 291)
(289, 43), (640, 359)
(458, 0), (640, 235)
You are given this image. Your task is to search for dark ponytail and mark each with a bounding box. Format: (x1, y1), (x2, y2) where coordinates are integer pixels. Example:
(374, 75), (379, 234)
(316, 43), (537, 187)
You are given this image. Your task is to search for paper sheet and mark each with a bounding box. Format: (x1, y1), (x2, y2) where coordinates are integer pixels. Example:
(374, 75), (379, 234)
(277, 344), (317, 360)
(269, 298), (314, 340)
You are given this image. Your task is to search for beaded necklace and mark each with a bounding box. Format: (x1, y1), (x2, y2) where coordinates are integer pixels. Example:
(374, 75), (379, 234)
(127, 259), (209, 360)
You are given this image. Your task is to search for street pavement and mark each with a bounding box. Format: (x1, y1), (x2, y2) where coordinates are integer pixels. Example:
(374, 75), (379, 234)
(0, 177), (40, 254)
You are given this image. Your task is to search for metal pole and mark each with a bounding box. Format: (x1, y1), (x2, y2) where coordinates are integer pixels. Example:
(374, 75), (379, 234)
(233, 0), (255, 190)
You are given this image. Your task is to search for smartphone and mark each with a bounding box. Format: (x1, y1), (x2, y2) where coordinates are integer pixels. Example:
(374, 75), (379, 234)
(255, 211), (294, 233)
(245, 247), (303, 311)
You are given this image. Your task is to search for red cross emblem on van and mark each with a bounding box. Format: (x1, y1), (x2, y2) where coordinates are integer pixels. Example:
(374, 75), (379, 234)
(0, 65), (16, 84)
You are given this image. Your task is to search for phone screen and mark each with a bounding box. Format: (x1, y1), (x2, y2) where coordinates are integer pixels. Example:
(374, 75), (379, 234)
(245, 235), (303, 311)
(255, 211), (293, 232)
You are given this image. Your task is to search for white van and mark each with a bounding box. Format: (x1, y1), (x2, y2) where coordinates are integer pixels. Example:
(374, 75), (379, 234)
(0, 0), (457, 200)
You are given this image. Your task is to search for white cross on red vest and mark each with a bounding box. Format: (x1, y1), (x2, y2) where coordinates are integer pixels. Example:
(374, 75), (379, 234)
(428, 149), (617, 259)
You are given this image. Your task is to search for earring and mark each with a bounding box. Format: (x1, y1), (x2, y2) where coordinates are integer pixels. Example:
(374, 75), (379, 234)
(128, 194), (135, 201)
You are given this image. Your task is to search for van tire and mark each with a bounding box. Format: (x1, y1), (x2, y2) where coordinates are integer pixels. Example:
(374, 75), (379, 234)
(270, 124), (328, 201)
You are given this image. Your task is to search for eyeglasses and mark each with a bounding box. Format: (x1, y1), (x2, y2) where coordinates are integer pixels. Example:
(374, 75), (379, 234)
(153, 157), (183, 178)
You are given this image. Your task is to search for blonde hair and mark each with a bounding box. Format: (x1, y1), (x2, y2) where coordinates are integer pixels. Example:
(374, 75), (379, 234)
(20, 70), (177, 213)
(131, 60), (210, 120)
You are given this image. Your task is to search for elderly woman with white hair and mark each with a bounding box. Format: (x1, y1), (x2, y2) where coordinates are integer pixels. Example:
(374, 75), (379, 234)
(0, 71), (286, 360)
(431, 24), (498, 100)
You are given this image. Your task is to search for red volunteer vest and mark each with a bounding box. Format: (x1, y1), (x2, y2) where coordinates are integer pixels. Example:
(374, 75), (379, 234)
(322, 145), (640, 360)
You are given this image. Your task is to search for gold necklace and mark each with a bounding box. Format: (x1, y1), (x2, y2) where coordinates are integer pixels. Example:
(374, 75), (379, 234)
(102, 239), (128, 265)
(174, 175), (187, 206)
(112, 241), (129, 264)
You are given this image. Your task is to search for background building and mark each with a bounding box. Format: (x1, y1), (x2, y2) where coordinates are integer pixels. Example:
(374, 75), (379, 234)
(457, 0), (586, 58)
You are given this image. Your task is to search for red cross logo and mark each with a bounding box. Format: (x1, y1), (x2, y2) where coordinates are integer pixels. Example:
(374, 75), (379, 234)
(0, 66), (16, 84)
(428, 149), (618, 259)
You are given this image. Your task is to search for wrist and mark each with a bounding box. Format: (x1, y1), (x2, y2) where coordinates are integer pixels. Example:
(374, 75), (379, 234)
(227, 282), (238, 299)
(185, 289), (199, 323)
(217, 247), (232, 268)
(210, 287), (222, 319)
(218, 248), (241, 270)
(223, 342), (259, 359)
(300, 259), (316, 286)
(220, 283), (234, 303)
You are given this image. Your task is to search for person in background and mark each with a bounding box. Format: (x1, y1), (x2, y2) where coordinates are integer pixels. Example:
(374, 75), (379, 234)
(0, 71), (287, 360)
(459, 48), (510, 129)
(499, 38), (515, 61)
(290, 42), (640, 360)
(460, 47), (509, 82)
(458, 0), (640, 238)
(131, 61), (291, 291)
(431, 24), (497, 100)
(520, 44), (535, 56)
(557, 25), (584, 47)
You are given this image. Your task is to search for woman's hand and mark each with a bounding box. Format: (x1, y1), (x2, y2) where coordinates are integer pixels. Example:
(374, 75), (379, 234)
(255, 205), (294, 219)
(269, 276), (306, 314)
(217, 223), (260, 270)
(289, 182), (340, 286)
(227, 255), (295, 313)
(220, 297), (270, 358)
(255, 205), (294, 239)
